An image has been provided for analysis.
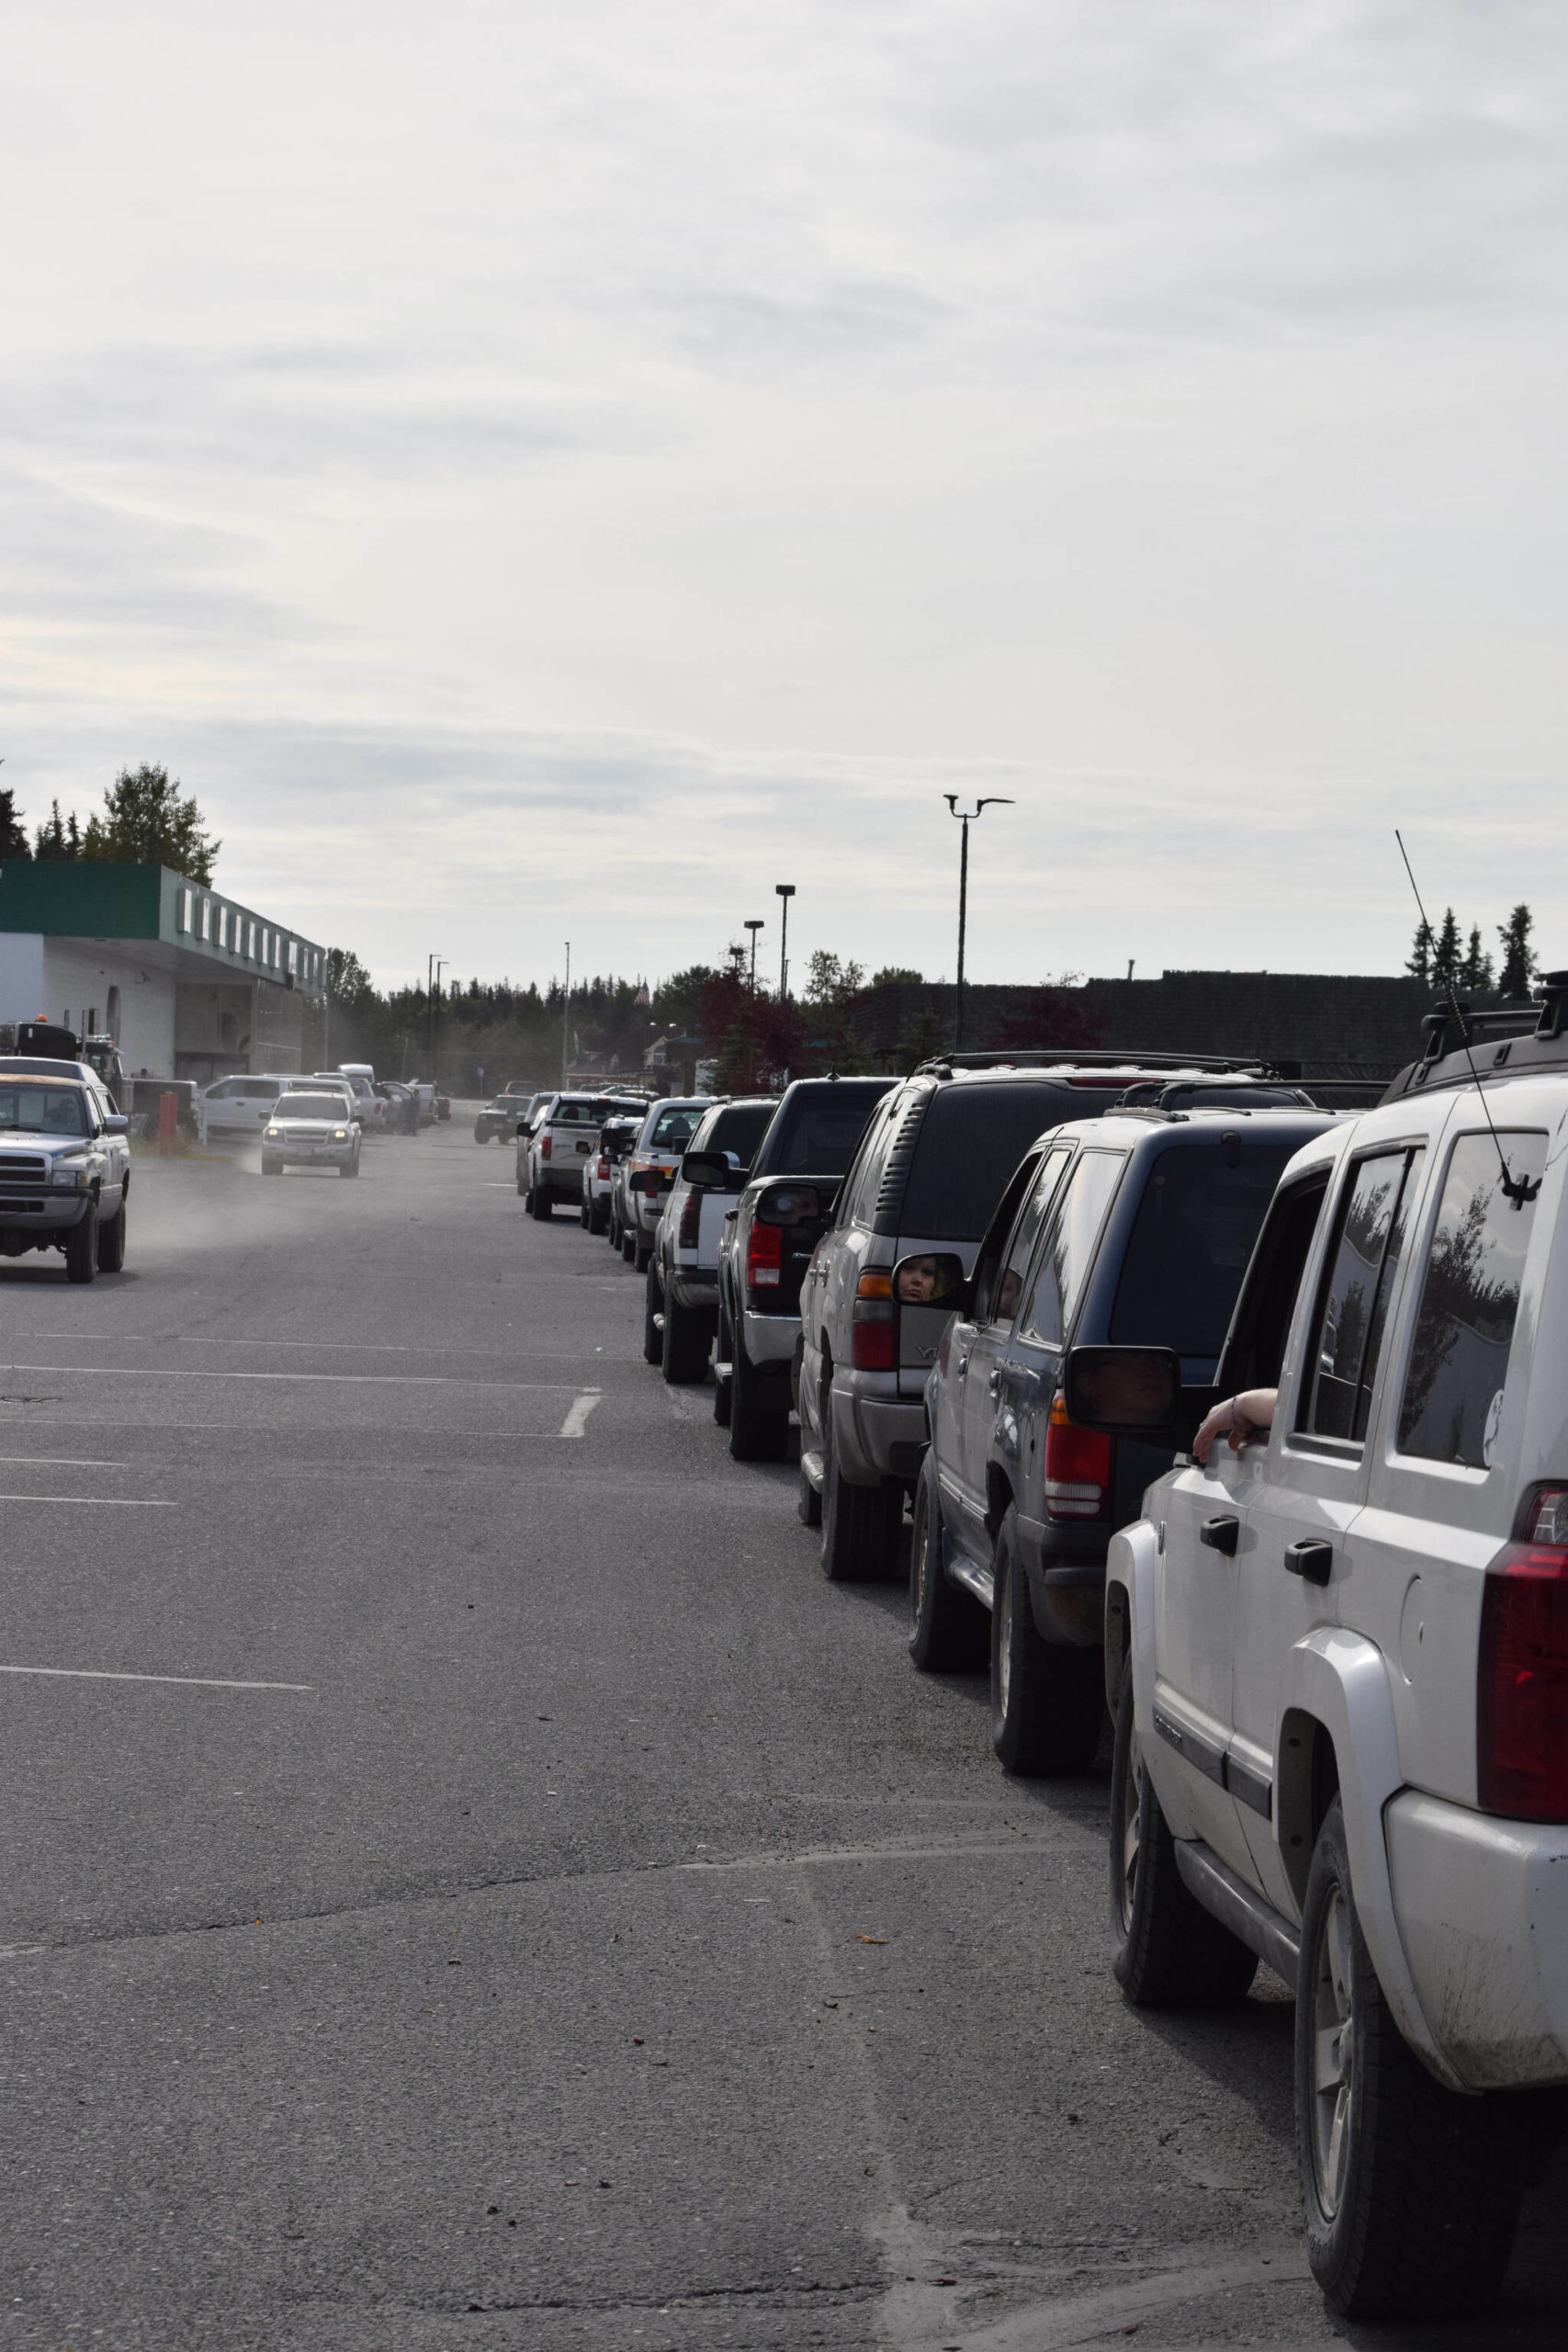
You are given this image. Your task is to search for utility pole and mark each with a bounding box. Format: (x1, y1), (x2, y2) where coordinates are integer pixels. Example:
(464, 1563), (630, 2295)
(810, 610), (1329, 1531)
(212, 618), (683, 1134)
(943, 797), (1013, 1049)
(744, 919), (764, 993)
(775, 883), (795, 1000)
(561, 943), (570, 1088)
(427, 955), (447, 1080)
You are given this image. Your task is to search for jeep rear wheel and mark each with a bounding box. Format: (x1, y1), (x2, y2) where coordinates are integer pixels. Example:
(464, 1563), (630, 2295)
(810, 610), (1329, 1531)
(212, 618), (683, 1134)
(1109, 1659), (1257, 2007)
(819, 1402), (901, 1583)
(990, 1510), (1104, 1775)
(662, 1291), (712, 1384)
(1294, 1798), (1521, 2318)
(728, 1328), (789, 1461)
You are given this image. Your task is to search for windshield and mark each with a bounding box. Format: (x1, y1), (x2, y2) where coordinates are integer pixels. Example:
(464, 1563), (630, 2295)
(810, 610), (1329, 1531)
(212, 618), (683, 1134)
(275, 1096), (348, 1121)
(0, 1084), (89, 1137)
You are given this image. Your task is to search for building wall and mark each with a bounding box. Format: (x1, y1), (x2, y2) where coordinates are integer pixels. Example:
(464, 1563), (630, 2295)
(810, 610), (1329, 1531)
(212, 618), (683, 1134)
(0, 933), (46, 1024)
(33, 940), (176, 1074)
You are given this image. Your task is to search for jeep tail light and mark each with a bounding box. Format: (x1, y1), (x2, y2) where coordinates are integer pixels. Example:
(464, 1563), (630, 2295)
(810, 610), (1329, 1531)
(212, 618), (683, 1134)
(1479, 1486), (1568, 1821)
(539, 1134), (551, 1160)
(678, 1190), (702, 1250)
(852, 1270), (896, 1373)
(597, 1156), (608, 1178)
(746, 1220), (784, 1291)
(1043, 1392), (1111, 1520)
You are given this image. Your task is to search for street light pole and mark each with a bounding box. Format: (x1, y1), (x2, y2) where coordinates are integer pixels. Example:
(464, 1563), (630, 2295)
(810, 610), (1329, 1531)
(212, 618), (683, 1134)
(428, 955), (447, 1080)
(943, 797), (1013, 1049)
(744, 919), (764, 993)
(561, 943), (571, 1088)
(774, 883), (795, 1000)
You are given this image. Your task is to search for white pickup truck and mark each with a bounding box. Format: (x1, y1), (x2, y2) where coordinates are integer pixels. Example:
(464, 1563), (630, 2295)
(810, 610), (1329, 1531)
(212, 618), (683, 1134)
(520, 1091), (646, 1219)
(645, 1097), (781, 1379)
(1089, 992), (1568, 2321)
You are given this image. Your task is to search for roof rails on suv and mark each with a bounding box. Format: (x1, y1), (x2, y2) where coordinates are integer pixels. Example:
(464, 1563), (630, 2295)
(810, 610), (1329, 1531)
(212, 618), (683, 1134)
(1383, 970), (1568, 1101)
(1116, 1078), (1316, 1113)
(913, 1049), (1300, 1077)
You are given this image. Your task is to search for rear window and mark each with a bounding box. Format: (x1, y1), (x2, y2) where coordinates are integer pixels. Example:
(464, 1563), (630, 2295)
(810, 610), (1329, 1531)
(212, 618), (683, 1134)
(770, 1083), (889, 1175)
(897, 1084), (1068, 1242)
(1109, 1142), (1295, 1358)
(651, 1105), (703, 1149)
(554, 1099), (615, 1124)
(705, 1102), (776, 1162)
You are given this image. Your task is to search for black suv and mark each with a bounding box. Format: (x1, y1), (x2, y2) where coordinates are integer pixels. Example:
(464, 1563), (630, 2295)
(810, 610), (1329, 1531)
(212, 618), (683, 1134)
(905, 1102), (1333, 1773)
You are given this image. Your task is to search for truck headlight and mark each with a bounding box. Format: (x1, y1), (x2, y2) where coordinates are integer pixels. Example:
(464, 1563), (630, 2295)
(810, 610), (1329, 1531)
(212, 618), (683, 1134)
(52, 1155), (91, 1190)
(265, 1125), (281, 1138)
(333, 1128), (347, 1141)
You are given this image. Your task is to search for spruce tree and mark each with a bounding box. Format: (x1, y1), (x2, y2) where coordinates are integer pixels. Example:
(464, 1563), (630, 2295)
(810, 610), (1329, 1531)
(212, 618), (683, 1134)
(1405, 917), (1434, 981)
(0, 785), (28, 859)
(1496, 904), (1537, 998)
(1460, 925), (1495, 990)
(1431, 907), (1462, 989)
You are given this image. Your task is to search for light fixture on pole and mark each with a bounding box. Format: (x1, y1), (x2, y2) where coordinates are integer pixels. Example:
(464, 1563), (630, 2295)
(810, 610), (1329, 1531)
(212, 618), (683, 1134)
(942, 797), (1013, 1049)
(561, 942), (571, 1087)
(744, 919), (764, 993)
(774, 883), (795, 1000)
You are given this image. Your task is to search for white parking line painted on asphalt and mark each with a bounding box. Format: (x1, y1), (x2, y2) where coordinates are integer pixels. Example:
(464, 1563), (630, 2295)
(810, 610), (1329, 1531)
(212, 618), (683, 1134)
(0, 1494), (176, 1508)
(559, 1390), (603, 1438)
(0, 1456), (123, 1467)
(0, 1665), (312, 1691)
(0, 1364), (582, 1390)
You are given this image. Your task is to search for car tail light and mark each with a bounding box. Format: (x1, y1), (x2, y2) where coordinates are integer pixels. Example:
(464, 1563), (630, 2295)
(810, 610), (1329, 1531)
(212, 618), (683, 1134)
(1043, 1392), (1111, 1520)
(1479, 1486), (1568, 1820)
(597, 1157), (609, 1178)
(746, 1221), (784, 1290)
(678, 1191), (702, 1249)
(852, 1270), (896, 1372)
(539, 1134), (551, 1160)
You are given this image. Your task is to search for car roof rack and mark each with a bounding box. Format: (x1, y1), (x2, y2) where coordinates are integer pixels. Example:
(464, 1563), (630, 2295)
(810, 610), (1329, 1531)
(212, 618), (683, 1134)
(912, 1048), (1296, 1080)
(1382, 972), (1568, 1101)
(1115, 1077), (1316, 1111)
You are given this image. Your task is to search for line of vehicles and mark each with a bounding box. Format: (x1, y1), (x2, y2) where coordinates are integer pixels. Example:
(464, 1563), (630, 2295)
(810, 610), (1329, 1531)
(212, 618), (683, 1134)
(491, 988), (1568, 2322)
(197, 1065), (440, 1145)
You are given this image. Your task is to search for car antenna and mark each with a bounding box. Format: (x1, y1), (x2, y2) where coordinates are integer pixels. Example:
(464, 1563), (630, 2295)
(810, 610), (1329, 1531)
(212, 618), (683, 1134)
(1394, 829), (1540, 1206)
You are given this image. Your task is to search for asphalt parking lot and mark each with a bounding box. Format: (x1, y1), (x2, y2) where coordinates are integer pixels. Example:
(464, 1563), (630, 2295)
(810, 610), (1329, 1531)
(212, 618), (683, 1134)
(3, 1121), (1566, 2351)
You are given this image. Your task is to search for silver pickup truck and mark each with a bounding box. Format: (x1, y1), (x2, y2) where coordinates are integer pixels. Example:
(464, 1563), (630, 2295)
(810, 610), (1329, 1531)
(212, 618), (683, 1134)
(0, 1057), (131, 1283)
(520, 1091), (648, 1218)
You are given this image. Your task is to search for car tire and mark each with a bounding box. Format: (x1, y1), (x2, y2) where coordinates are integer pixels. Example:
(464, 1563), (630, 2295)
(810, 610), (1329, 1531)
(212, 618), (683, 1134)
(473, 1119), (488, 1143)
(908, 1453), (987, 1670)
(96, 1196), (128, 1273)
(580, 1196), (590, 1227)
(532, 1183), (553, 1221)
(662, 1290), (712, 1384)
(1294, 1797), (1522, 2319)
(64, 1201), (98, 1284)
(621, 1229), (637, 1263)
(728, 1326), (789, 1461)
(341, 1150), (360, 1177)
(819, 1397), (902, 1582)
(590, 1201), (608, 1236)
(634, 1239), (653, 1273)
(643, 1258), (664, 1365)
(796, 1453), (822, 1527)
(1109, 1658), (1258, 2007)
(989, 1509), (1105, 1775)
(261, 1154), (282, 1176)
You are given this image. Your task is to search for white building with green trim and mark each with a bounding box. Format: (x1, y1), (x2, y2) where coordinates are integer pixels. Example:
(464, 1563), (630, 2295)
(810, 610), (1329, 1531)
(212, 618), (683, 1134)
(0, 861), (327, 1082)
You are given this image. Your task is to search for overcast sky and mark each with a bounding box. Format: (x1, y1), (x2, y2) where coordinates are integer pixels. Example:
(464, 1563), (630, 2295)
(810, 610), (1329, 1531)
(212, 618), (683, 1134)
(4, 2), (1566, 991)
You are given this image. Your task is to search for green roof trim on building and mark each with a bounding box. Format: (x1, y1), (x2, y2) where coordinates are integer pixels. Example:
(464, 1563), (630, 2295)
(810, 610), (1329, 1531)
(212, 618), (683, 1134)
(0, 861), (326, 990)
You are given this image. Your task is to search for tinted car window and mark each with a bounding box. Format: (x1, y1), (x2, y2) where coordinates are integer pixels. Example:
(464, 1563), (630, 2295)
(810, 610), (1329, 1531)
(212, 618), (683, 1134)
(992, 1144), (1074, 1324)
(842, 1098), (900, 1226)
(1110, 1142), (1295, 1361)
(706, 1102), (776, 1162)
(1300, 1148), (1424, 1442)
(1020, 1150), (1127, 1345)
(555, 1099), (616, 1123)
(1397, 1130), (1546, 1468)
(899, 1085), (1071, 1243)
(771, 1084), (889, 1175)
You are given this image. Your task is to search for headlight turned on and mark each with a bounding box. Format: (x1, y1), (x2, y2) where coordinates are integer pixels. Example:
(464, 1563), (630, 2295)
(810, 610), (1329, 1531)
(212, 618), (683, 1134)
(265, 1125), (280, 1138)
(333, 1128), (347, 1140)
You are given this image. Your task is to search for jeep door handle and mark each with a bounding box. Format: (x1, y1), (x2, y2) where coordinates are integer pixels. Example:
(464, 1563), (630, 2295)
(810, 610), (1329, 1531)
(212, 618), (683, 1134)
(1285, 1538), (1333, 1585)
(1200, 1514), (1240, 1555)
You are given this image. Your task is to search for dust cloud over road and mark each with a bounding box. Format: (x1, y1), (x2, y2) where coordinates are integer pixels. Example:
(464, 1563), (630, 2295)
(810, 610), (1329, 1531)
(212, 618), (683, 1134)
(2, 1123), (1565, 2349)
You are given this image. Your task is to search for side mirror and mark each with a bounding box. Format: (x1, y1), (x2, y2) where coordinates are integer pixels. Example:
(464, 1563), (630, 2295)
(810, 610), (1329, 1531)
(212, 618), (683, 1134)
(1062, 1346), (1183, 1438)
(681, 1148), (734, 1189)
(891, 1250), (969, 1311)
(102, 1114), (130, 1135)
(756, 1183), (827, 1227)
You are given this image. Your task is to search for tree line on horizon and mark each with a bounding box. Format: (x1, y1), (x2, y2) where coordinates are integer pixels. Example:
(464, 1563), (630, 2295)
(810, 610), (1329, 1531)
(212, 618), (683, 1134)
(0, 766), (219, 883)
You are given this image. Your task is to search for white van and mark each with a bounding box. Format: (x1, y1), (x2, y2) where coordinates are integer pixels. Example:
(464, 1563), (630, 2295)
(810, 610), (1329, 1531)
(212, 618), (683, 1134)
(198, 1073), (309, 1146)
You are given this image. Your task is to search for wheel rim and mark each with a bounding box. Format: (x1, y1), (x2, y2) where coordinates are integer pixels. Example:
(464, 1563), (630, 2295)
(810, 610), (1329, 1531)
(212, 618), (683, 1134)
(997, 1557), (1012, 1715)
(1117, 1725), (1143, 1935)
(1309, 1884), (1355, 2221)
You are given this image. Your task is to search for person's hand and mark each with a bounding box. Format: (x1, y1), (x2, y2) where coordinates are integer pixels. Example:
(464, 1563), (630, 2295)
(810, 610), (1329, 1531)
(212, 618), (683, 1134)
(1192, 1387), (1277, 1464)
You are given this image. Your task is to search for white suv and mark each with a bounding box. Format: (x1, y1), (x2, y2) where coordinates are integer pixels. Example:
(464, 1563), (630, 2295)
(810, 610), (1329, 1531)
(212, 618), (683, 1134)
(1088, 1007), (1568, 2321)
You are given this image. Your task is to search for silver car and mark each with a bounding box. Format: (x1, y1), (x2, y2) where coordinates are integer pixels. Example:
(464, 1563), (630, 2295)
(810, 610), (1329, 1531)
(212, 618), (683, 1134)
(261, 1090), (362, 1177)
(0, 1062), (131, 1283)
